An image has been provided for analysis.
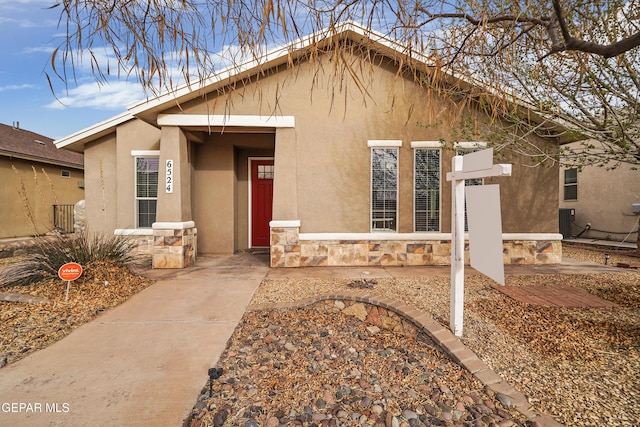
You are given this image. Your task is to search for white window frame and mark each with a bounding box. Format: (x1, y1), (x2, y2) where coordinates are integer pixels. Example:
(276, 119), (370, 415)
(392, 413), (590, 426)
(132, 150), (160, 228)
(61, 170), (70, 178)
(412, 142), (442, 232)
(368, 140), (402, 232)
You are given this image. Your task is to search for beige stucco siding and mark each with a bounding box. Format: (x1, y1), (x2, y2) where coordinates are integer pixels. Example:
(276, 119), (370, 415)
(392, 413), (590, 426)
(115, 120), (161, 229)
(272, 128), (298, 221)
(173, 51), (558, 235)
(500, 161), (559, 233)
(158, 126), (191, 222)
(83, 120), (161, 234)
(84, 135), (118, 234)
(192, 136), (235, 253)
(560, 142), (639, 241)
(0, 157), (83, 238)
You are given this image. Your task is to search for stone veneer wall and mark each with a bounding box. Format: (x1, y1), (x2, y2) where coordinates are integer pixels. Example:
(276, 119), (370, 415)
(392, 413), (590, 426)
(270, 226), (562, 268)
(127, 235), (155, 256)
(152, 227), (197, 268)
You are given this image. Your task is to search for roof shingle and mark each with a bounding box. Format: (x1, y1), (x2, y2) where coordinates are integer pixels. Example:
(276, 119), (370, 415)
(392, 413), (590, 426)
(0, 123), (83, 169)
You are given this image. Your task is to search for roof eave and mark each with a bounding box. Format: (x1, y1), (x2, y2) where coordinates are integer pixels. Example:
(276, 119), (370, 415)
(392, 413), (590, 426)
(0, 150), (84, 169)
(53, 111), (134, 152)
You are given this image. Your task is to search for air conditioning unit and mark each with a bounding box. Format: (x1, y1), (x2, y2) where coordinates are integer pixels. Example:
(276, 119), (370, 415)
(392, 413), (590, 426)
(632, 203), (640, 214)
(77, 180), (85, 189)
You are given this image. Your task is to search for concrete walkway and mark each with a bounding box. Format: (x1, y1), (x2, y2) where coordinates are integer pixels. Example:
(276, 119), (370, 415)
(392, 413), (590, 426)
(0, 254), (269, 427)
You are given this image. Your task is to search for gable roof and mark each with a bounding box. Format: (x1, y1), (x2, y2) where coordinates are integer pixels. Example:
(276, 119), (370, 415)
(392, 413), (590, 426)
(125, 21), (414, 122)
(55, 21), (576, 151)
(0, 123), (83, 169)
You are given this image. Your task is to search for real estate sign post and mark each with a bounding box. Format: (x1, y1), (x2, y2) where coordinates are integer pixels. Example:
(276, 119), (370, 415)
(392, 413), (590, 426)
(446, 148), (511, 337)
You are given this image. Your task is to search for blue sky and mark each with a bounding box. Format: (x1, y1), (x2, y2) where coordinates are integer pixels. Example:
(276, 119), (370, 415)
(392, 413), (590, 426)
(0, 0), (145, 140)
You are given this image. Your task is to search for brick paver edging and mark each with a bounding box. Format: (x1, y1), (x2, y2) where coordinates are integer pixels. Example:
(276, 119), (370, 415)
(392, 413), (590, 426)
(249, 291), (562, 427)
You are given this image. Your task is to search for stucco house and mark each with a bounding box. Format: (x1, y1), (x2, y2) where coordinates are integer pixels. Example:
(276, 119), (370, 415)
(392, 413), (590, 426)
(559, 141), (639, 246)
(55, 23), (566, 269)
(0, 122), (84, 239)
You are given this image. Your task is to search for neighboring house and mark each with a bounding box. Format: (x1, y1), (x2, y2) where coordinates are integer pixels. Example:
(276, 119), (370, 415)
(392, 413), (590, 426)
(0, 122), (84, 238)
(559, 141), (639, 245)
(55, 23), (568, 269)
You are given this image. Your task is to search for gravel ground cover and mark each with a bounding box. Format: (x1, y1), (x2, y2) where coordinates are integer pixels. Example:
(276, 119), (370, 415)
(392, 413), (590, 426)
(0, 260), (152, 367)
(188, 245), (639, 426)
(187, 307), (530, 427)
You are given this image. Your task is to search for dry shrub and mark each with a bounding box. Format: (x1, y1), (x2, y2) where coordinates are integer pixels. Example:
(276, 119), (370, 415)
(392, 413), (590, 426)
(0, 232), (144, 288)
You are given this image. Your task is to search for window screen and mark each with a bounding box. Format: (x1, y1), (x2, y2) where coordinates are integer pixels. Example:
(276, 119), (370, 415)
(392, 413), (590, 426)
(371, 148), (398, 231)
(136, 157), (159, 228)
(414, 149), (440, 231)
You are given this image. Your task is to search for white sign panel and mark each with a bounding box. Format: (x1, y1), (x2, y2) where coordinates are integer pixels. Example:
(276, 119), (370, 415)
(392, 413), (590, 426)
(466, 184), (505, 285)
(165, 159), (174, 193)
(461, 148), (494, 173)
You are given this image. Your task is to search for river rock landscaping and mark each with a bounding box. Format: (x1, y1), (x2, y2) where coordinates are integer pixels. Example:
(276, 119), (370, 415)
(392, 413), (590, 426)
(187, 306), (530, 427)
(187, 245), (639, 426)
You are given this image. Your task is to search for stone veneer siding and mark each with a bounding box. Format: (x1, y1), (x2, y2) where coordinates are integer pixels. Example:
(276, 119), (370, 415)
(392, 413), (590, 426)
(270, 226), (562, 268)
(113, 228), (198, 268)
(152, 227), (197, 268)
(126, 235), (155, 256)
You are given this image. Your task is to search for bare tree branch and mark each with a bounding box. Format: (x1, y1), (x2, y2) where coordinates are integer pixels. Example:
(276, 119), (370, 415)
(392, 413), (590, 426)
(47, 0), (640, 167)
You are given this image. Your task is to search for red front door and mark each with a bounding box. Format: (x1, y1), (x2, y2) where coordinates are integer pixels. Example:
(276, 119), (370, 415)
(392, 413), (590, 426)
(251, 159), (274, 247)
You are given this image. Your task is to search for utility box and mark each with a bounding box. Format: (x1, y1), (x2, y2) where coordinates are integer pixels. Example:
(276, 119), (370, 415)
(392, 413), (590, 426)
(632, 203), (640, 214)
(559, 208), (575, 239)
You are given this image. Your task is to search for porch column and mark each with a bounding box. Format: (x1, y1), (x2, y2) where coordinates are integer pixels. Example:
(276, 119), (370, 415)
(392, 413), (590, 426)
(270, 128), (300, 267)
(152, 126), (197, 268)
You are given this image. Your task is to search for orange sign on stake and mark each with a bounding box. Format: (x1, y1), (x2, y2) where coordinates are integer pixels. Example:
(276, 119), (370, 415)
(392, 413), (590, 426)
(58, 262), (83, 301)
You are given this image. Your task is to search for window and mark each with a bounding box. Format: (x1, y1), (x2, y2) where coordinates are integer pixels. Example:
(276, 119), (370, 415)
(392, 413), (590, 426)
(61, 170), (70, 178)
(371, 148), (398, 231)
(414, 149), (440, 231)
(564, 168), (578, 200)
(136, 157), (159, 228)
(257, 164), (274, 179)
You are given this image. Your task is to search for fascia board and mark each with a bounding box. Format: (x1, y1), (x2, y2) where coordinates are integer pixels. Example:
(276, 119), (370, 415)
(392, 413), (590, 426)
(53, 112), (134, 150)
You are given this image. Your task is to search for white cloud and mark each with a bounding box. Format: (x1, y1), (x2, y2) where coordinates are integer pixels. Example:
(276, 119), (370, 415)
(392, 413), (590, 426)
(44, 80), (144, 110)
(0, 83), (37, 91)
(39, 40), (281, 112)
(22, 45), (56, 54)
(0, 0), (59, 28)
(0, 0), (56, 8)
(0, 0), (54, 3)
(0, 16), (40, 27)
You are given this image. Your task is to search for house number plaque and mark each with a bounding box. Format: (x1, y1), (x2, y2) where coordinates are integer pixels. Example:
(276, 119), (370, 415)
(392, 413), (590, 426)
(165, 159), (174, 193)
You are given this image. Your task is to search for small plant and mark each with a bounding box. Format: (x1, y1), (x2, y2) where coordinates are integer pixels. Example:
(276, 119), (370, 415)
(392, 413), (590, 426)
(0, 231), (143, 288)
